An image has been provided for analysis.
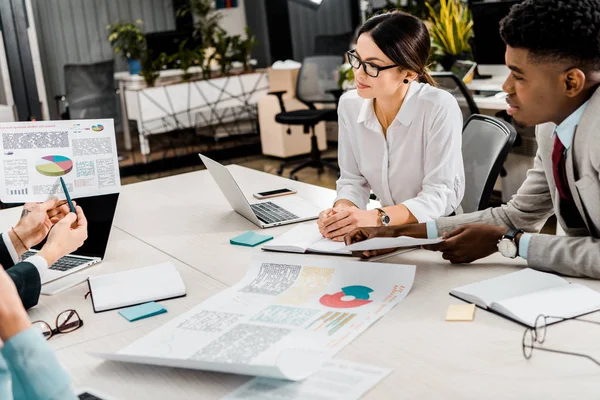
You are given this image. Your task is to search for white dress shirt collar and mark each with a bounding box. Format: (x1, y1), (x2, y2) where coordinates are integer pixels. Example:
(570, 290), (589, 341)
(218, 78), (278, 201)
(356, 81), (420, 129)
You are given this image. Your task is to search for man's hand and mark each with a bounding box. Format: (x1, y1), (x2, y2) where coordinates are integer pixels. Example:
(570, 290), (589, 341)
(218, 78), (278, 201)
(344, 223), (428, 258)
(423, 224), (507, 263)
(38, 206), (88, 267)
(318, 207), (379, 242)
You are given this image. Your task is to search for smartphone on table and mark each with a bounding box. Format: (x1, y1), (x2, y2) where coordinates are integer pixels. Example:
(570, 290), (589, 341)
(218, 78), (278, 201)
(253, 188), (297, 200)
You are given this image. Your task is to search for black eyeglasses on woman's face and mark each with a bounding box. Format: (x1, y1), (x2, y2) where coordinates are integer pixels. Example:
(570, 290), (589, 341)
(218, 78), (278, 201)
(32, 309), (83, 340)
(346, 50), (397, 78)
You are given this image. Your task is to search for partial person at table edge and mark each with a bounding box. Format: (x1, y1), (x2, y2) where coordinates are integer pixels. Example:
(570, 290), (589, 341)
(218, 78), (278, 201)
(318, 11), (465, 242)
(345, 0), (600, 280)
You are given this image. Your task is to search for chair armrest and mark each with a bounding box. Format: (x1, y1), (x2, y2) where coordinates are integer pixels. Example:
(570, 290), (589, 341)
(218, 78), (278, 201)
(268, 91), (288, 113)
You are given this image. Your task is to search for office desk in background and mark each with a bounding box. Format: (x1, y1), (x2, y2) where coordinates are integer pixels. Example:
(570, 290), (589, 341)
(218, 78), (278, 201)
(4, 165), (600, 399)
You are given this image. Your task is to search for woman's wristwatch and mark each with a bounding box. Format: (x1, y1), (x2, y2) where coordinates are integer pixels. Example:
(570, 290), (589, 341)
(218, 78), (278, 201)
(376, 208), (390, 226)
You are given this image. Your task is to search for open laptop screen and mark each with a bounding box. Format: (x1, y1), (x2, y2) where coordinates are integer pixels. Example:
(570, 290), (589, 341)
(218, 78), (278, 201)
(33, 193), (119, 259)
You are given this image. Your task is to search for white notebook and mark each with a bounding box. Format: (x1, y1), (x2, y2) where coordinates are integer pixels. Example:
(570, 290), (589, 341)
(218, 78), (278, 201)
(450, 268), (600, 328)
(87, 262), (187, 313)
(262, 224), (351, 256)
(345, 236), (444, 251)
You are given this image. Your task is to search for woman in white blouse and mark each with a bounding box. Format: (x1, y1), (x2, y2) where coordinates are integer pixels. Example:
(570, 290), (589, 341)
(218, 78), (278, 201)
(318, 11), (465, 241)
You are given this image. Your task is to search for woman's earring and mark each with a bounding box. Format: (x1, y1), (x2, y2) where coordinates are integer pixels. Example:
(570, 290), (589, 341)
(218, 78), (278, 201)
(403, 79), (409, 84)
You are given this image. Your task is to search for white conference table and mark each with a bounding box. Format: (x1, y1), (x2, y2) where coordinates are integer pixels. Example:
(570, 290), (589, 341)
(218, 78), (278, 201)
(5, 165), (600, 399)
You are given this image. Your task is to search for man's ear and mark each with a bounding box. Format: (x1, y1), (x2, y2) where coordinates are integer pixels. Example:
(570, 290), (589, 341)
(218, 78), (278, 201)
(563, 68), (586, 97)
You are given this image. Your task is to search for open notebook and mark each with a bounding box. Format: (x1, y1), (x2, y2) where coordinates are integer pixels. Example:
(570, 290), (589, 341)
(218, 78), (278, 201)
(450, 268), (600, 328)
(87, 262), (187, 313)
(262, 224), (351, 256)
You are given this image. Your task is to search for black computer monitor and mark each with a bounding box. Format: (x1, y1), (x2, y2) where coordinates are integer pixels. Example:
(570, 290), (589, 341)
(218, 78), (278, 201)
(145, 30), (200, 66)
(470, 1), (522, 65)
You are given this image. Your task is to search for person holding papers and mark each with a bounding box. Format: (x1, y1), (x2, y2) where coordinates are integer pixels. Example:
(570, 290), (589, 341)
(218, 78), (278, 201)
(317, 11), (464, 242)
(4, 198), (88, 309)
(0, 267), (77, 400)
(345, 0), (600, 279)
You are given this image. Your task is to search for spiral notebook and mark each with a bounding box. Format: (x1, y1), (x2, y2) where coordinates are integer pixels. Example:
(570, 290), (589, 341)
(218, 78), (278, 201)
(87, 262), (186, 313)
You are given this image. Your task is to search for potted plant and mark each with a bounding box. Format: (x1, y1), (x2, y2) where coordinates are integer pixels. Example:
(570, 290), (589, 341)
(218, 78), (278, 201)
(140, 51), (168, 87)
(212, 30), (237, 76)
(426, 0), (473, 71)
(107, 20), (146, 75)
(236, 27), (257, 72)
(177, 0), (223, 47)
(338, 63), (355, 90)
(171, 40), (201, 82)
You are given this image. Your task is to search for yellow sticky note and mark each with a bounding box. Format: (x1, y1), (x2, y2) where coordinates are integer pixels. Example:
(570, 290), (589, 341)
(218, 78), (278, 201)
(445, 304), (476, 322)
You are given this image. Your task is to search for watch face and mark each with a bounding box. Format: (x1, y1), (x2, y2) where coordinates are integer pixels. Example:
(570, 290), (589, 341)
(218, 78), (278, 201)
(498, 238), (518, 258)
(382, 215), (390, 225)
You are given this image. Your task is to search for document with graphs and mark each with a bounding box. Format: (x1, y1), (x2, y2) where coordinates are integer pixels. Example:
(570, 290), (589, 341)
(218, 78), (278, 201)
(94, 253), (415, 380)
(0, 119), (120, 203)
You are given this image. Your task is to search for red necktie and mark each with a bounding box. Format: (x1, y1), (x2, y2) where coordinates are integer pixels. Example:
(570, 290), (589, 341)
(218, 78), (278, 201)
(552, 133), (584, 226)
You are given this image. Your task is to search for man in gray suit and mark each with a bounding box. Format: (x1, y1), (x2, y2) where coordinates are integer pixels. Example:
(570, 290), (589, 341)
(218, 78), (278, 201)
(344, 0), (600, 279)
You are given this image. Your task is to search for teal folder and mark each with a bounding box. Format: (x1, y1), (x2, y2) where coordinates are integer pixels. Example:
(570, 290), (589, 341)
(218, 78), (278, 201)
(230, 231), (273, 247)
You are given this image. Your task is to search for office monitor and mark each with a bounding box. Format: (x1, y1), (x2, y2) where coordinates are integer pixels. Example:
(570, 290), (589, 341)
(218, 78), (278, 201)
(470, 0), (522, 65)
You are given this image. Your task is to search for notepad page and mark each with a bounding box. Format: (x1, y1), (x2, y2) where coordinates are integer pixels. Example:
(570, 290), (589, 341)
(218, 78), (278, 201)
(262, 224), (323, 253)
(491, 284), (600, 328)
(450, 268), (570, 308)
(89, 262), (186, 311)
(307, 237), (351, 255)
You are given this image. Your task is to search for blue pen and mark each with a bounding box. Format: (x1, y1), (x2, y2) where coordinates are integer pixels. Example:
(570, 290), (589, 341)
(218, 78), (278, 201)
(59, 177), (76, 213)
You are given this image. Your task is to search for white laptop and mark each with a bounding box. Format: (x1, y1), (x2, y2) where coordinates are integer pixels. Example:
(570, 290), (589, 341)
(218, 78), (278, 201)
(199, 154), (321, 228)
(22, 193), (119, 285)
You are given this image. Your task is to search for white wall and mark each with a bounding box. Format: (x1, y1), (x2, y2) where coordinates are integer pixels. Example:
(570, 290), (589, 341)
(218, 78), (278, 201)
(216, 0), (247, 37)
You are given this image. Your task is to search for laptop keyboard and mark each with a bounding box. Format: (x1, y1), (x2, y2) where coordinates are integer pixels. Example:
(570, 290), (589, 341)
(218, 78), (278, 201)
(250, 202), (299, 224)
(22, 251), (90, 272)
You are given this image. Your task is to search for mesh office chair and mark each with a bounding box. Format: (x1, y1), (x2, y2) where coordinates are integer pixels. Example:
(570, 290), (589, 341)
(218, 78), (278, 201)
(431, 72), (480, 123)
(269, 55), (343, 180)
(55, 60), (118, 120)
(459, 114), (517, 214)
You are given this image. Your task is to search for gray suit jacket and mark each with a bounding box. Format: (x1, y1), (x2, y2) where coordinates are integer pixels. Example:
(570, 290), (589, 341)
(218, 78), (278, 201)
(436, 87), (600, 279)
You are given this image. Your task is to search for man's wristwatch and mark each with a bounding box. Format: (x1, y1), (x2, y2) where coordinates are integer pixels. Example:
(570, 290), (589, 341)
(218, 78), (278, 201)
(497, 228), (523, 258)
(376, 208), (390, 227)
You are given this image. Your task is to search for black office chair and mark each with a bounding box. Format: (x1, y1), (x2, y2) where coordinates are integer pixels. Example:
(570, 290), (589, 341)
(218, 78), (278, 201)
(55, 60), (118, 121)
(269, 55), (344, 180)
(431, 72), (480, 123)
(459, 114), (517, 213)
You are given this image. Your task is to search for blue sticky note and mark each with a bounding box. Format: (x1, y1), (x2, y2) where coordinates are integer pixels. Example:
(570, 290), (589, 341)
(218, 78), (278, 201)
(118, 302), (167, 322)
(230, 231), (273, 247)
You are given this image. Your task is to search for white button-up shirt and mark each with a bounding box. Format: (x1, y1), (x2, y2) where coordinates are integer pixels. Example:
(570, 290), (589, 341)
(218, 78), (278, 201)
(334, 81), (465, 222)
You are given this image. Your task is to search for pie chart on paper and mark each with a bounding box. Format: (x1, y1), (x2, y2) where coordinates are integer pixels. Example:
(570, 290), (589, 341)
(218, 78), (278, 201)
(35, 155), (73, 177)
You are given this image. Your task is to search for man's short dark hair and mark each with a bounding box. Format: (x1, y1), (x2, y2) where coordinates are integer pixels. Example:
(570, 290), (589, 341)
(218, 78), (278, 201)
(500, 0), (600, 70)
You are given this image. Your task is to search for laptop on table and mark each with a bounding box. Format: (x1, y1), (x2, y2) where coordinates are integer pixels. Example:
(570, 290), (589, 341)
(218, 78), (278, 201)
(22, 193), (119, 285)
(199, 154), (321, 228)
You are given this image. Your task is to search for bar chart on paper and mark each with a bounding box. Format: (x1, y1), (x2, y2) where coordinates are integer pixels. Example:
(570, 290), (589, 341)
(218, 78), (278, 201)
(8, 188), (28, 195)
(35, 155), (73, 177)
(307, 311), (357, 336)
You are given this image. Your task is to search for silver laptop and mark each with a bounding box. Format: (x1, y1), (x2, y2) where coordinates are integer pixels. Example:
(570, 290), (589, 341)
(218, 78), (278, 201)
(199, 154), (321, 228)
(22, 193), (119, 285)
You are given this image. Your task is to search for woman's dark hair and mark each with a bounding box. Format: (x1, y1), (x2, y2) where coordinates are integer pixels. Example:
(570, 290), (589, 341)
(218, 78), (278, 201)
(358, 11), (435, 85)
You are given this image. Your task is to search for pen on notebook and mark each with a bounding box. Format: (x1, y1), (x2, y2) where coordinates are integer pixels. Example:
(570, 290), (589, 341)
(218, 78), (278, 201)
(59, 177), (76, 213)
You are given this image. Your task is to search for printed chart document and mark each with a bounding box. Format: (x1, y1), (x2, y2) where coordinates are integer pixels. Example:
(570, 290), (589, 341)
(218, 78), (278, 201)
(262, 224), (351, 255)
(222, 359), (391, 400)
(451, 268), (600, 327)
(0, 119), (120, 203)
(95, 253), (415, 380)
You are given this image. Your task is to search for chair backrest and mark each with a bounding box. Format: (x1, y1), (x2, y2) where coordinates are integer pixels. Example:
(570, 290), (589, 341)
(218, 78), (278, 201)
(64, 60), (117, 120)
(431, 72), (480, 122)
(313, 32), (354, 56)
(460, 114), (517, 213)
(296, 55), (344, 106)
